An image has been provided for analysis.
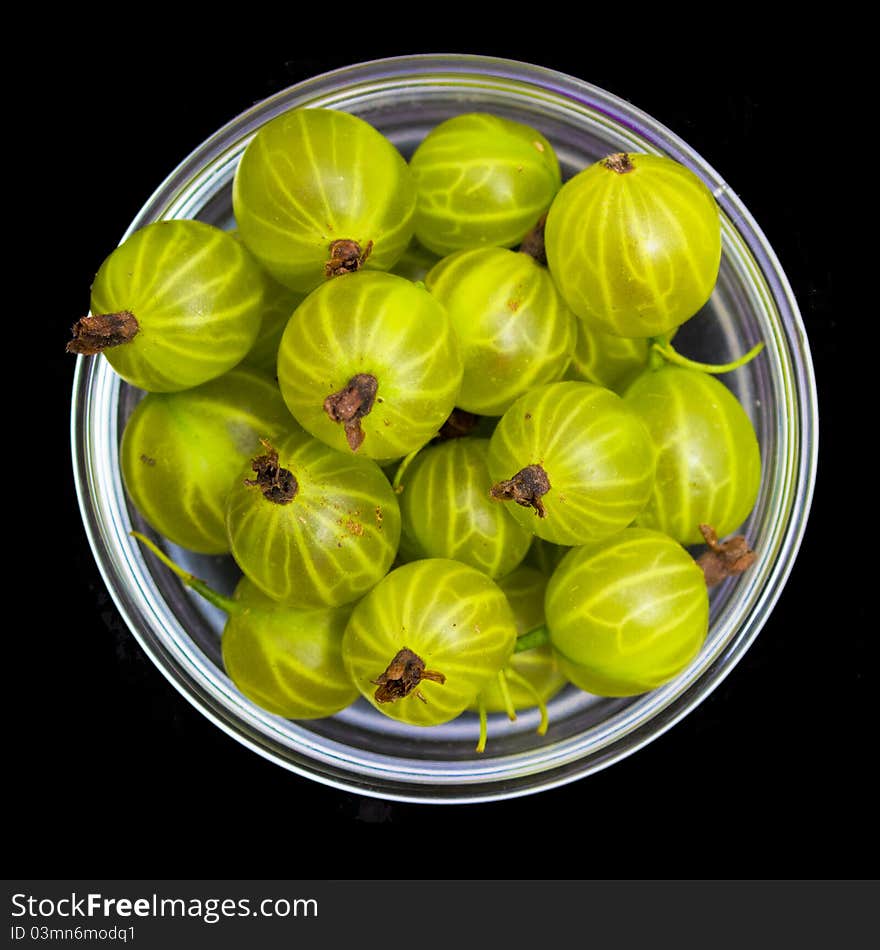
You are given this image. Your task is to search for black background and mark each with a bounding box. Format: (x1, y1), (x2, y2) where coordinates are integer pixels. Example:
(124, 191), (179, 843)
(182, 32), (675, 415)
(23, 37), (856, 882)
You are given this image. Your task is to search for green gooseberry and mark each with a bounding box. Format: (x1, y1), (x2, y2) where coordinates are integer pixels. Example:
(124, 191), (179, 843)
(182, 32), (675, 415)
(567, 317), (655, 393)
(545, 527), (710, 697)
(69, 220), (266, 392)
(487, 380), (656, 546)
(222, 578), (358, 719)
(545, 152), (721, 339)
(425, 246), (575, 415)
(277, 270), (463, 460)
(409, 113), (561, 256)
(225, 428), (401, 608)
(133, 535), (358, 719)
(389, 238), (441, 282)
(342, 559), (517, 727)
(470, 566), (566, 721)
(522, 537), (570, 577)
(623, 364), (761, 545)
(120, 366), (297, 554)
(394, 437), (531, 579)
(239, 253), (305, 376)
(233, 107), (416, 293)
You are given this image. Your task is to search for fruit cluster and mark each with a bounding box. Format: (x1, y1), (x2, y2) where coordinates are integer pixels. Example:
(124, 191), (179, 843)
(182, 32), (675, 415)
(70, 106), (762, 751)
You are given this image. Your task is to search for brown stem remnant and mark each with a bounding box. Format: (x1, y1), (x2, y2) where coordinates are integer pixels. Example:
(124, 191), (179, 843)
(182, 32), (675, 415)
(490, 464), (551, 518)
(66, 310), (139, 355)
(518, 213), (548, 265)
(372, 648), (446, 704)
(325, 238), (373, 279)
(244, 440), (298, 504)
(433, 408), (480, 443)
(324, 373), (379, 452)
(603, 152), (635, 174)
(696, 524), (757, 587)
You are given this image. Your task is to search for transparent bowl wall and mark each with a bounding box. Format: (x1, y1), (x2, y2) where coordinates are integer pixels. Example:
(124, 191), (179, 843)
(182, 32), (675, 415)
(71, 55), (817, 803)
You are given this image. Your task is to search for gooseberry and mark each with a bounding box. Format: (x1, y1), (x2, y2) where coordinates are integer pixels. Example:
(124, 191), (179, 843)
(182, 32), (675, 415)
(623, 364), (761, 545)
(409, 113), (561, 256)
(342, 559), (517, 727)
(545, 527), (710, 696)
(133, 535), (358, 719)
(424, 246), (575, 415)
(487, 380), (656, 545)
(394, 437), (532, 578)
(68, 220), (267, 391)
(470, 566), (566, 740)
(233, 107), (416, 293)
(277, 270), (463, 460)
(120, 366), (298, 554)
(567, 316), (657, 393)
(544, 152), (721, 338)
(225, 429), (401, 607)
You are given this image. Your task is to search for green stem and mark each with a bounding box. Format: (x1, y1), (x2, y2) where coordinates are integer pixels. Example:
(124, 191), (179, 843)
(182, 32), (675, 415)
(514, 625), (551, 653)
(131, 531), (239, 615)
(650, 336), (765, 375)
(476, 697), (488, 754)
(504, 667), (549, 737)
(496, 669), (517, 722)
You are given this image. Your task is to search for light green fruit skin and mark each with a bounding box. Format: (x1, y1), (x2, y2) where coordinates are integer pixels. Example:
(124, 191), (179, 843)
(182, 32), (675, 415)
(487, 380), (657, 546)
(232, 108), (416, 293)
(231, 226), (305, 375)
(90, 220), (266, 392)
(470, 566), (566, 712)
(566, 320), (680, 394)
(241, 272), (305, 376)
(425, 247), (575, 414)
(397, 438), (532, 579)
(277, 271), (463, 460)
(409, 113), (561, 256)
(523, 537), (570, 576)
(389, 239), (441, 282)
(120, 367), (296, 554)
(567, 317), (651, 393)
(225, 429), (401, 608)
(342, 559), (517, 726)
(623, 365), (762, 545)
(545, 527), (709, 697)
(222, 577), (358, 719)
(545, 153), (722, 338)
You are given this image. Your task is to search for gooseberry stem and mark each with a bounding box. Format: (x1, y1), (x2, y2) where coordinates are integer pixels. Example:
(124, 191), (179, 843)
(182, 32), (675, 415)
(476, 697), (488, 754)
(66, 310), (139, 355)
(496, 670), (517, 722)
(503, 667), (549, 737)
(514, 625), (550, 653)
(650, 336), (765, 374)
(130, 531), (239, 615)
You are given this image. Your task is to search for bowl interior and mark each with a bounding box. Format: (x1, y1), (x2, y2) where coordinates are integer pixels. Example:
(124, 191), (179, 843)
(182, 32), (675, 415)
(73, 56), (816, 802)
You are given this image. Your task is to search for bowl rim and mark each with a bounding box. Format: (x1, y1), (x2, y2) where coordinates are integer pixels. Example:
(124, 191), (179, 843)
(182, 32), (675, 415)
(70, 53), (819, 804)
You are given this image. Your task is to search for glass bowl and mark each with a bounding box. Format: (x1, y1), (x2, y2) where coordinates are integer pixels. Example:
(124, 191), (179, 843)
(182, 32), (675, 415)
(70, 54), (818, 803)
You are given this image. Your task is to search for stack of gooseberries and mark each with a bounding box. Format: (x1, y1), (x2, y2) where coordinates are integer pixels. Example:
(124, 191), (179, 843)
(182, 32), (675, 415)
(70, 103), (764, 752)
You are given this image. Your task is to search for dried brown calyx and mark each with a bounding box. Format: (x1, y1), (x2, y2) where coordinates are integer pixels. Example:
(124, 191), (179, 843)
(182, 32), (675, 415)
(325, 239), (373, 279)
(372, 648), (446, 704)
(245, 440), (298, 504)
(518, 212), (548, 265)
(696, 524), (757, 587)
(323, 373), (379, 452)
(66, 310), (139, 355)
(602, 152), (635, 174)
(490, 464), (551, 518)
(433, 408), (480, 443)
